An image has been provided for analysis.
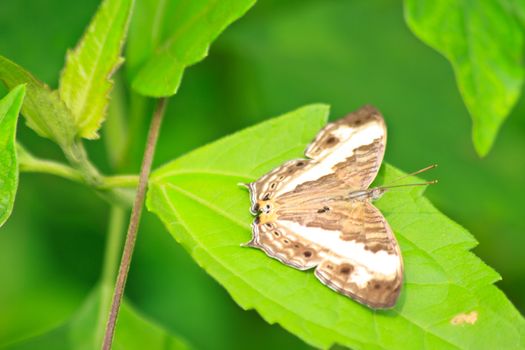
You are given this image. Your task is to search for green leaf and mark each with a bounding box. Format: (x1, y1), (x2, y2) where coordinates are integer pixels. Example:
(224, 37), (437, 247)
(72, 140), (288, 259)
(2, 285), (191, 350)
(0, 85), (25, 228)
(404, 0), (524, 156)
(0, 55), (76, 148)
(127, 0), (256, 97)
(59, 0), (133, 139)
(147, 105), (525, 349)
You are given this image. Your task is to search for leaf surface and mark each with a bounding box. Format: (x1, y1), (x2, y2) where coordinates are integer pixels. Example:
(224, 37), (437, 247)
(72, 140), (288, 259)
(0, 55), (76, 148)
(0, 85), (25, 228)
(126, 0), (255, 97)
(147, 105), (525, 349)
(59, 0), (133, 139)
(404, 0), (524, 156)
(2, 286), (190, 350)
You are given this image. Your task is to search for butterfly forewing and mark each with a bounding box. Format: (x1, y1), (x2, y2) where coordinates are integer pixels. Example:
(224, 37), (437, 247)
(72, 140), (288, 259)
(246, 105), (403, 309)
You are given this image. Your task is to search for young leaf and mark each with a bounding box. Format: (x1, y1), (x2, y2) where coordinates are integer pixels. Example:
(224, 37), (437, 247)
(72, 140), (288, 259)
(126, 0), (256, 97)
(404, 0), (524, 156)
(0, 55), (76, 148)
(3, 286), (191, 350)
(59, 0), (133, 139)
(147, 105), (525, 349)
(0, 85), (25, 228)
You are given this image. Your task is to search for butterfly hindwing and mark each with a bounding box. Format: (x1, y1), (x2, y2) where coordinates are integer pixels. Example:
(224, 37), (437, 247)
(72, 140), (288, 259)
(248, 220), (324, 270)
(314, 201), (402, 309)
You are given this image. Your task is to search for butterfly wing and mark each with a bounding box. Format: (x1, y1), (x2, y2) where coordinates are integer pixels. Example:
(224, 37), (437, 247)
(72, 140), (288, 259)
(303, 104), (386, 190)
(313, 201), (403, 309)
(249, 199), (402, 308)
(247, 105), (386, 212)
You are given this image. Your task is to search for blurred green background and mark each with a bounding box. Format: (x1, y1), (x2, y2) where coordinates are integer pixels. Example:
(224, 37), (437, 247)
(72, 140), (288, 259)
(1, 0), (524, 349)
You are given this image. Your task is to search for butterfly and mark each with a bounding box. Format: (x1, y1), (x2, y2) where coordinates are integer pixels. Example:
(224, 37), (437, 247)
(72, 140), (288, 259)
(242, 105), (435, 309)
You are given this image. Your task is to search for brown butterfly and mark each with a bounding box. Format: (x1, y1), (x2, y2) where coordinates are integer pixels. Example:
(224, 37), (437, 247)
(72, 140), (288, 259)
(242, 105), (436, 309)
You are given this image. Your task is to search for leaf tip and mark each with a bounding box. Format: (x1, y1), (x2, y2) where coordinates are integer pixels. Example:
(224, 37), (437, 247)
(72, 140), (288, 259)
(472, 122), (499, 157)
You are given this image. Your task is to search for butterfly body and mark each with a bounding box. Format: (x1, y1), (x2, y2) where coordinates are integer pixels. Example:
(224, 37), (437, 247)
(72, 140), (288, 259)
(245, 105), (403, 309)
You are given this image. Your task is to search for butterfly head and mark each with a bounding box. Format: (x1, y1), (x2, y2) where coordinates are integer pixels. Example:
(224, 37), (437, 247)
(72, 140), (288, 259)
(253, 199), (278, 224)
(370, 187), (387, 200)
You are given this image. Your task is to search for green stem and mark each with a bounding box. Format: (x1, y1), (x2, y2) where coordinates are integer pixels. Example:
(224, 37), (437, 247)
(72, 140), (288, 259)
(19, 158), (84, 183)
(101, 206), (127, 288)
(119, 92), (150, 170)
(99, 175), (139, 189)
(63, 140), (103, 187)
(19, 156), (139, 189)
(95, 205), (127, 348)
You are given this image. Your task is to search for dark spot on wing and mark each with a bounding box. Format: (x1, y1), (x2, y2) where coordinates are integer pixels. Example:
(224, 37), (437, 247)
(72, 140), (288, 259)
(326, 136), (338, 145)
(340, 264), (354, 274)
(317, 206), (330, 214)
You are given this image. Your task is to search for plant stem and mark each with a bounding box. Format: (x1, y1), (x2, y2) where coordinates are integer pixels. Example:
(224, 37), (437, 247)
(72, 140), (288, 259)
(102, 97), (168, 350)
(99, 175), (139, 189)
(101, 206), (128, 286)
(64, 140), (104, 187)
(95, 205), (127, 348)
(18, 142), (138, 205)
(19, 157), (84, 183)
(20, 158), (139, 189)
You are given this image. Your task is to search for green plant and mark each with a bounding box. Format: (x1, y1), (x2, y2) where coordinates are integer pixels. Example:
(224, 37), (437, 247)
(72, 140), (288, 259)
(1, 0), (524, 349)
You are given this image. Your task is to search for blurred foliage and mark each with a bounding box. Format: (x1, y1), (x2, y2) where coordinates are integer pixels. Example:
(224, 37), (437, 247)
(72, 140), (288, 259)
(4, 286), (190, 350)
(405, 0), (524, 156)
(0, 0), (524, 349)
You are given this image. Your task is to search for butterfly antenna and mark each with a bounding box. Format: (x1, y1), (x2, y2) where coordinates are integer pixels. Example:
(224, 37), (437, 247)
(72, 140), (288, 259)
(384, 164), (437, 186)
(380, 180), (438, 190)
